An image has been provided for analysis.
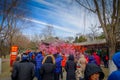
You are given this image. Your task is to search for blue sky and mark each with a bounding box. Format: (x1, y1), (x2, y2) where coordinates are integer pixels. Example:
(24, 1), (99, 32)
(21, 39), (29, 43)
(21, 0), (100, 38)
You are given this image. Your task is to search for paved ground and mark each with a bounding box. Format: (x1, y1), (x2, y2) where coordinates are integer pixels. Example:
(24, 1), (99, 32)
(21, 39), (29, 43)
(0, 58), (67, 80)
(1, 72), (66, 80)
(0, 77), (11, 80)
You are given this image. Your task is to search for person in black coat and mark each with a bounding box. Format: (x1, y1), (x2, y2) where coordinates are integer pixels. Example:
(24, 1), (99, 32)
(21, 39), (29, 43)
(65, 54), (76, 80)
(40, 54), (56, 80)
(11, 53), (35, 80)
(83, 63), (104, 80)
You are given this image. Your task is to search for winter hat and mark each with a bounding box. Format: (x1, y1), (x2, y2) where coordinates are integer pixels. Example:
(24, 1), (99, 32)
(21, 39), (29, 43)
(22, 53), (28, 61)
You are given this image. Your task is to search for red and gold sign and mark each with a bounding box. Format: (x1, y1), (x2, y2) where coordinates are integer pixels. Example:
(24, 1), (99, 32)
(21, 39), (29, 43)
(10, 45), (18, 67)
(11, 46), (18, 52)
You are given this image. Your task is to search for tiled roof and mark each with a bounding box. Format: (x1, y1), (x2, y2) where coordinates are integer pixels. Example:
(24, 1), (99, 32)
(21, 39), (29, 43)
(74, 39), (106, 46)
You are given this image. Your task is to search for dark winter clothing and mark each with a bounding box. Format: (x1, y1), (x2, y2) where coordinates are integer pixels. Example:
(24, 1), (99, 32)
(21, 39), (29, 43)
(65, 54), (76, 80)
(107, 52), (120, 80)
(83, 63), (104, 80)
(35, 53), (43, 80)
(102, 55), (109, 68)
(40, 55), (56, 80)
(11, 60), (35, 80)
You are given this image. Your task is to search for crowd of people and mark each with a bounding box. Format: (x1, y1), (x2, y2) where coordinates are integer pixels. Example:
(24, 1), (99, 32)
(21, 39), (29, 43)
(10, 50), (119, 80)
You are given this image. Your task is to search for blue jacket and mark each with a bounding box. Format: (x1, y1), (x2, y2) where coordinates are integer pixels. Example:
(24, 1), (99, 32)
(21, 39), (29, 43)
(88, 55), (97, 65)
(35, 53), (43, 69)
(108, 52), (120, 80)
(28, 52), (33, 60)
(55, 54), (62, 73)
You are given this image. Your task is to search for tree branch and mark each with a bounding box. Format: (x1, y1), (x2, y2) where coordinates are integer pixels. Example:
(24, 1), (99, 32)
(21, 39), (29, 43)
(86, 0), (91, 8)
(94, 0), (103, 26)
(112, 0), (117, 37)
(0, 0), (18, 31)
(75, 0), (96, 13)
(111, 0), (116, 24)
(94, 0), (109, 41)
(102, 0), (106, 27)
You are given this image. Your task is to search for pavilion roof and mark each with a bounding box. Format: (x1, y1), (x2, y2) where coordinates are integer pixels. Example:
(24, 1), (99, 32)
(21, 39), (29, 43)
(74, 39), (106, 46)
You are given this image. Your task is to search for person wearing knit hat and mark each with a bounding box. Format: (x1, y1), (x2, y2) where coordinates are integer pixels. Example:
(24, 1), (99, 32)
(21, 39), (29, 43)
(21, 53), (29, 61)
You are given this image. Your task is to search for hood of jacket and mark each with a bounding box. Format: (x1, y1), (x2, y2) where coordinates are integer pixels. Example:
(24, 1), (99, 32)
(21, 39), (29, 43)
(42, 55), (55, 64)
(36, 53), (42, 58)
(84, 63), (104, 80)
(42, 55), (55, 74)
(112, 52), (120, 69)
(45, 56), (53, 63)
(68, 54), (74, 61)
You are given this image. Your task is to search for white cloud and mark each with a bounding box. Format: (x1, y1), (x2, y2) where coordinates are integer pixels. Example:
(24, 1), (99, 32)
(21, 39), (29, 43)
(25, 0), (100, 37)
(34, 0), (99, 33)
(23, 18), (78, 34)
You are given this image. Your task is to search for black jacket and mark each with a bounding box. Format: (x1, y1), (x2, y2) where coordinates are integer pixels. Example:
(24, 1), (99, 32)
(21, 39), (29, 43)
(65, 54), (76, 80)
(11, 60), (35, 80)
(40, 56), (56, 80)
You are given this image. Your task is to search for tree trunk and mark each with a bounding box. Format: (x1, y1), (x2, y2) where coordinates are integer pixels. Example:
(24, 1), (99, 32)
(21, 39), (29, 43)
(109, 37), (116, 59)
(108, 32), (117, 74)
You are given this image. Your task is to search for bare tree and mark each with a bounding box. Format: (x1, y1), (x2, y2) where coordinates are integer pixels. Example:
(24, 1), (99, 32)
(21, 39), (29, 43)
(89, 24), (100, 40)
(12, 32), (30, 50)
(75, 0), (120, 59)
(0, 0), (29, 57)
(0, 0), (18, 57)
(75, 0), (120, 73)
(41, 25), (55, 39)
(30, 33), (43, 49)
